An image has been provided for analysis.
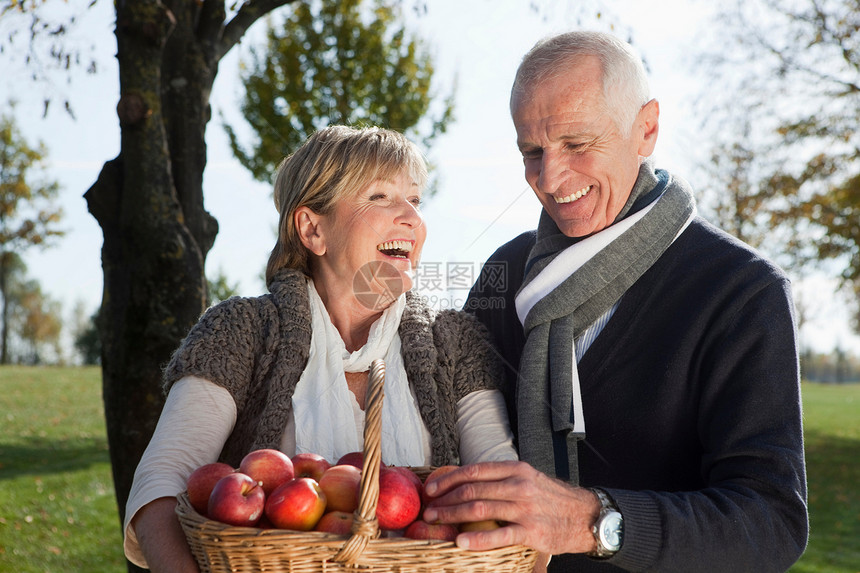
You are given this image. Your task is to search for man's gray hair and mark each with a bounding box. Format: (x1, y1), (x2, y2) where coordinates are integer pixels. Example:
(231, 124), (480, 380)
(510, 31), (651, 136)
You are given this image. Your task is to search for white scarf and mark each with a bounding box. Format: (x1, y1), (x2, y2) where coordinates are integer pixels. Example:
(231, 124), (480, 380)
(292, 280), (427, 466)
(515, 199), (657, 327)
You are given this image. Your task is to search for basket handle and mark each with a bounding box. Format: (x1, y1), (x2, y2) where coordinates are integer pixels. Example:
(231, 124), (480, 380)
(332, 358), (385, 564)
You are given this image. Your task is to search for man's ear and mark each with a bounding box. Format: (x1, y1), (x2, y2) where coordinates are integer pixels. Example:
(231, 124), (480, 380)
(637, 98), (660, 157)
(294, 206), (326, 256)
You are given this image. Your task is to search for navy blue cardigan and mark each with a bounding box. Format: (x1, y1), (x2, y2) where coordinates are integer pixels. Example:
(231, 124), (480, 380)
(466, 217), (808, 572)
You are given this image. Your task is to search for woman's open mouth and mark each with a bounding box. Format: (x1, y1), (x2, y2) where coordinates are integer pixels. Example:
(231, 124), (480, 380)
(377, 240), (413, 259)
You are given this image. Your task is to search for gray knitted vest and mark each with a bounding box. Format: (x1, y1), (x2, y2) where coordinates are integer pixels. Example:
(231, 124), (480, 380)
(163, 268), (500, 467)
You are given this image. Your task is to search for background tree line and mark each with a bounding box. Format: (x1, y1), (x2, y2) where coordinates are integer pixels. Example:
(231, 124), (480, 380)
(0, 108), (64, 365)
(692, 0), (860, 334)
(802, 346), (860, 383)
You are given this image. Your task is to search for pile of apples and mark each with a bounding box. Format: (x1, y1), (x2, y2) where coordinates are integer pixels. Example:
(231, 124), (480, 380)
(185, 448), (497, 542)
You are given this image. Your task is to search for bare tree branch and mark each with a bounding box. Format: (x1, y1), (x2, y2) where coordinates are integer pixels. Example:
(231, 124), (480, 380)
(196, 0), (226, 50)
(218, 0), (298, 60)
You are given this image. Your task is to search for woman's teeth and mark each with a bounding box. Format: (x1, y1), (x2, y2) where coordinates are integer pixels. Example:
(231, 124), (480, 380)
(377, 240), (412, 258)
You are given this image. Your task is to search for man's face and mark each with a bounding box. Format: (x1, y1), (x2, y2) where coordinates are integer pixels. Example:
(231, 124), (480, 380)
(512, 56), (658, 238)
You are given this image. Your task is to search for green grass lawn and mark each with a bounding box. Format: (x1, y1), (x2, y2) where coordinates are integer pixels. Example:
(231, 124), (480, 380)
(0, 366), (125, 572)
(0, 368), (857, 572)
(790, 382), (860, 572)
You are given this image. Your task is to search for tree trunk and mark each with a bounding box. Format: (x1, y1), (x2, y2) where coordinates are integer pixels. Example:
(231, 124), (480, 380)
(0, 251), (8, 364)
(84, 2), (293, 571)
(86, 3), (210, 571)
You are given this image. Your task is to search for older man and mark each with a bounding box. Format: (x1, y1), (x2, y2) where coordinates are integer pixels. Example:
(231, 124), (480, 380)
(423, 31), (808, 572)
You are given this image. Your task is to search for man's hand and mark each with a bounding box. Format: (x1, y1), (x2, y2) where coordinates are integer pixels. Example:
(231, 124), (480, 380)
(422, 461), (601, 555)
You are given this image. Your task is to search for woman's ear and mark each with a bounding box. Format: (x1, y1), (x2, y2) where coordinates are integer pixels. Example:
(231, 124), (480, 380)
(294, 206), (326, 256)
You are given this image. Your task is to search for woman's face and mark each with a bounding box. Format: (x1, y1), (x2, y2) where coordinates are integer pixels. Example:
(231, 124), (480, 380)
(311, 170), (426, 308)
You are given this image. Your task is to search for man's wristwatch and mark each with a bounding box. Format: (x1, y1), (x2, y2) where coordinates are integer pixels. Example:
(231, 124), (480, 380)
(587, 488), (623, 558)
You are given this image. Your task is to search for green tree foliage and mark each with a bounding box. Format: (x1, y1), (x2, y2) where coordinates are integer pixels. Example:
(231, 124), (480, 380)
(224, 0), (455, 184)
(72, 303), (101, 366)
(696, 0), (860, 331)
(0, 251), (63, 364)
(696, 119), (771, 250)
(10, 273), (63, 364)
(0, 109), (64, 363)
(207, 266), (240, 305)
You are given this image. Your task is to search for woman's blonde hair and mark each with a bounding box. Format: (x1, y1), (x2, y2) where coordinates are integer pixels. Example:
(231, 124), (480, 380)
(266, 125), (427, 284)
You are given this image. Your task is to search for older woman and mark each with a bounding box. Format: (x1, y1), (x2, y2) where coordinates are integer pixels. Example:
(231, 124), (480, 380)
(122, 125), (517, 572)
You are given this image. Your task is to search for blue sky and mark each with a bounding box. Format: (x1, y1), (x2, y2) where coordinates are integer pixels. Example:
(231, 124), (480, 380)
(1, 0), (857, 355)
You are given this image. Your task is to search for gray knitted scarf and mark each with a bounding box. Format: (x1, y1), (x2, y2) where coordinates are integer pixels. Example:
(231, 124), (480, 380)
(515, 160), (696, 481)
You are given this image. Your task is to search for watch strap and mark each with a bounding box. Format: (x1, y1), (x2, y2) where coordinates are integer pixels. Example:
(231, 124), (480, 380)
(587, 488), (622, 558)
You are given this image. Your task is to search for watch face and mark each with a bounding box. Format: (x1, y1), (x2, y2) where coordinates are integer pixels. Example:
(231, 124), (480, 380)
(599, 512), (623, 551)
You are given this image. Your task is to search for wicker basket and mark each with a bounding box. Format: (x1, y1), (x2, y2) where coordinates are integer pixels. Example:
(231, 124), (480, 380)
(176, 358), (537, 572)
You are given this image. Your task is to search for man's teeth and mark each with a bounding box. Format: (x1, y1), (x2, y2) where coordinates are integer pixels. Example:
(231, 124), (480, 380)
(554, 185), (592, 204)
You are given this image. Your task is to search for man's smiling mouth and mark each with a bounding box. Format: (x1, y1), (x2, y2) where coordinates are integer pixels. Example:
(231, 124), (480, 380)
(554, 185), (593, 204)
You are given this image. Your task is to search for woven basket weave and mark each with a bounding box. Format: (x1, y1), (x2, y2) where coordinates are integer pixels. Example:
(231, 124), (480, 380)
(176, 358), (538, 572)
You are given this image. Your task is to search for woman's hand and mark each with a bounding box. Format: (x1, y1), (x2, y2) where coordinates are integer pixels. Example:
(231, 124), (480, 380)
(422, 461), (600, 556)
(132, 497), (200, 573)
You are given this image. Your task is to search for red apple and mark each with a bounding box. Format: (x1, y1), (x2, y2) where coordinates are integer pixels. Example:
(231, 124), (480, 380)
(388, 466), (424, 505)
(405, 519), (459, 542)
(336, 451), (387, 469)
(336, 451), (366, 469)
(319, 464), (362, 513)
(314, 510), (354, 535)
(265, 477), (327, 531)
(207, 472), (265, 527)
(422, 465), (459, 505)
(375, 467), (421, 530)
(186, 462), (235, 515)
(239, 448), (295, 495)
(292, 452), (331, 482)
